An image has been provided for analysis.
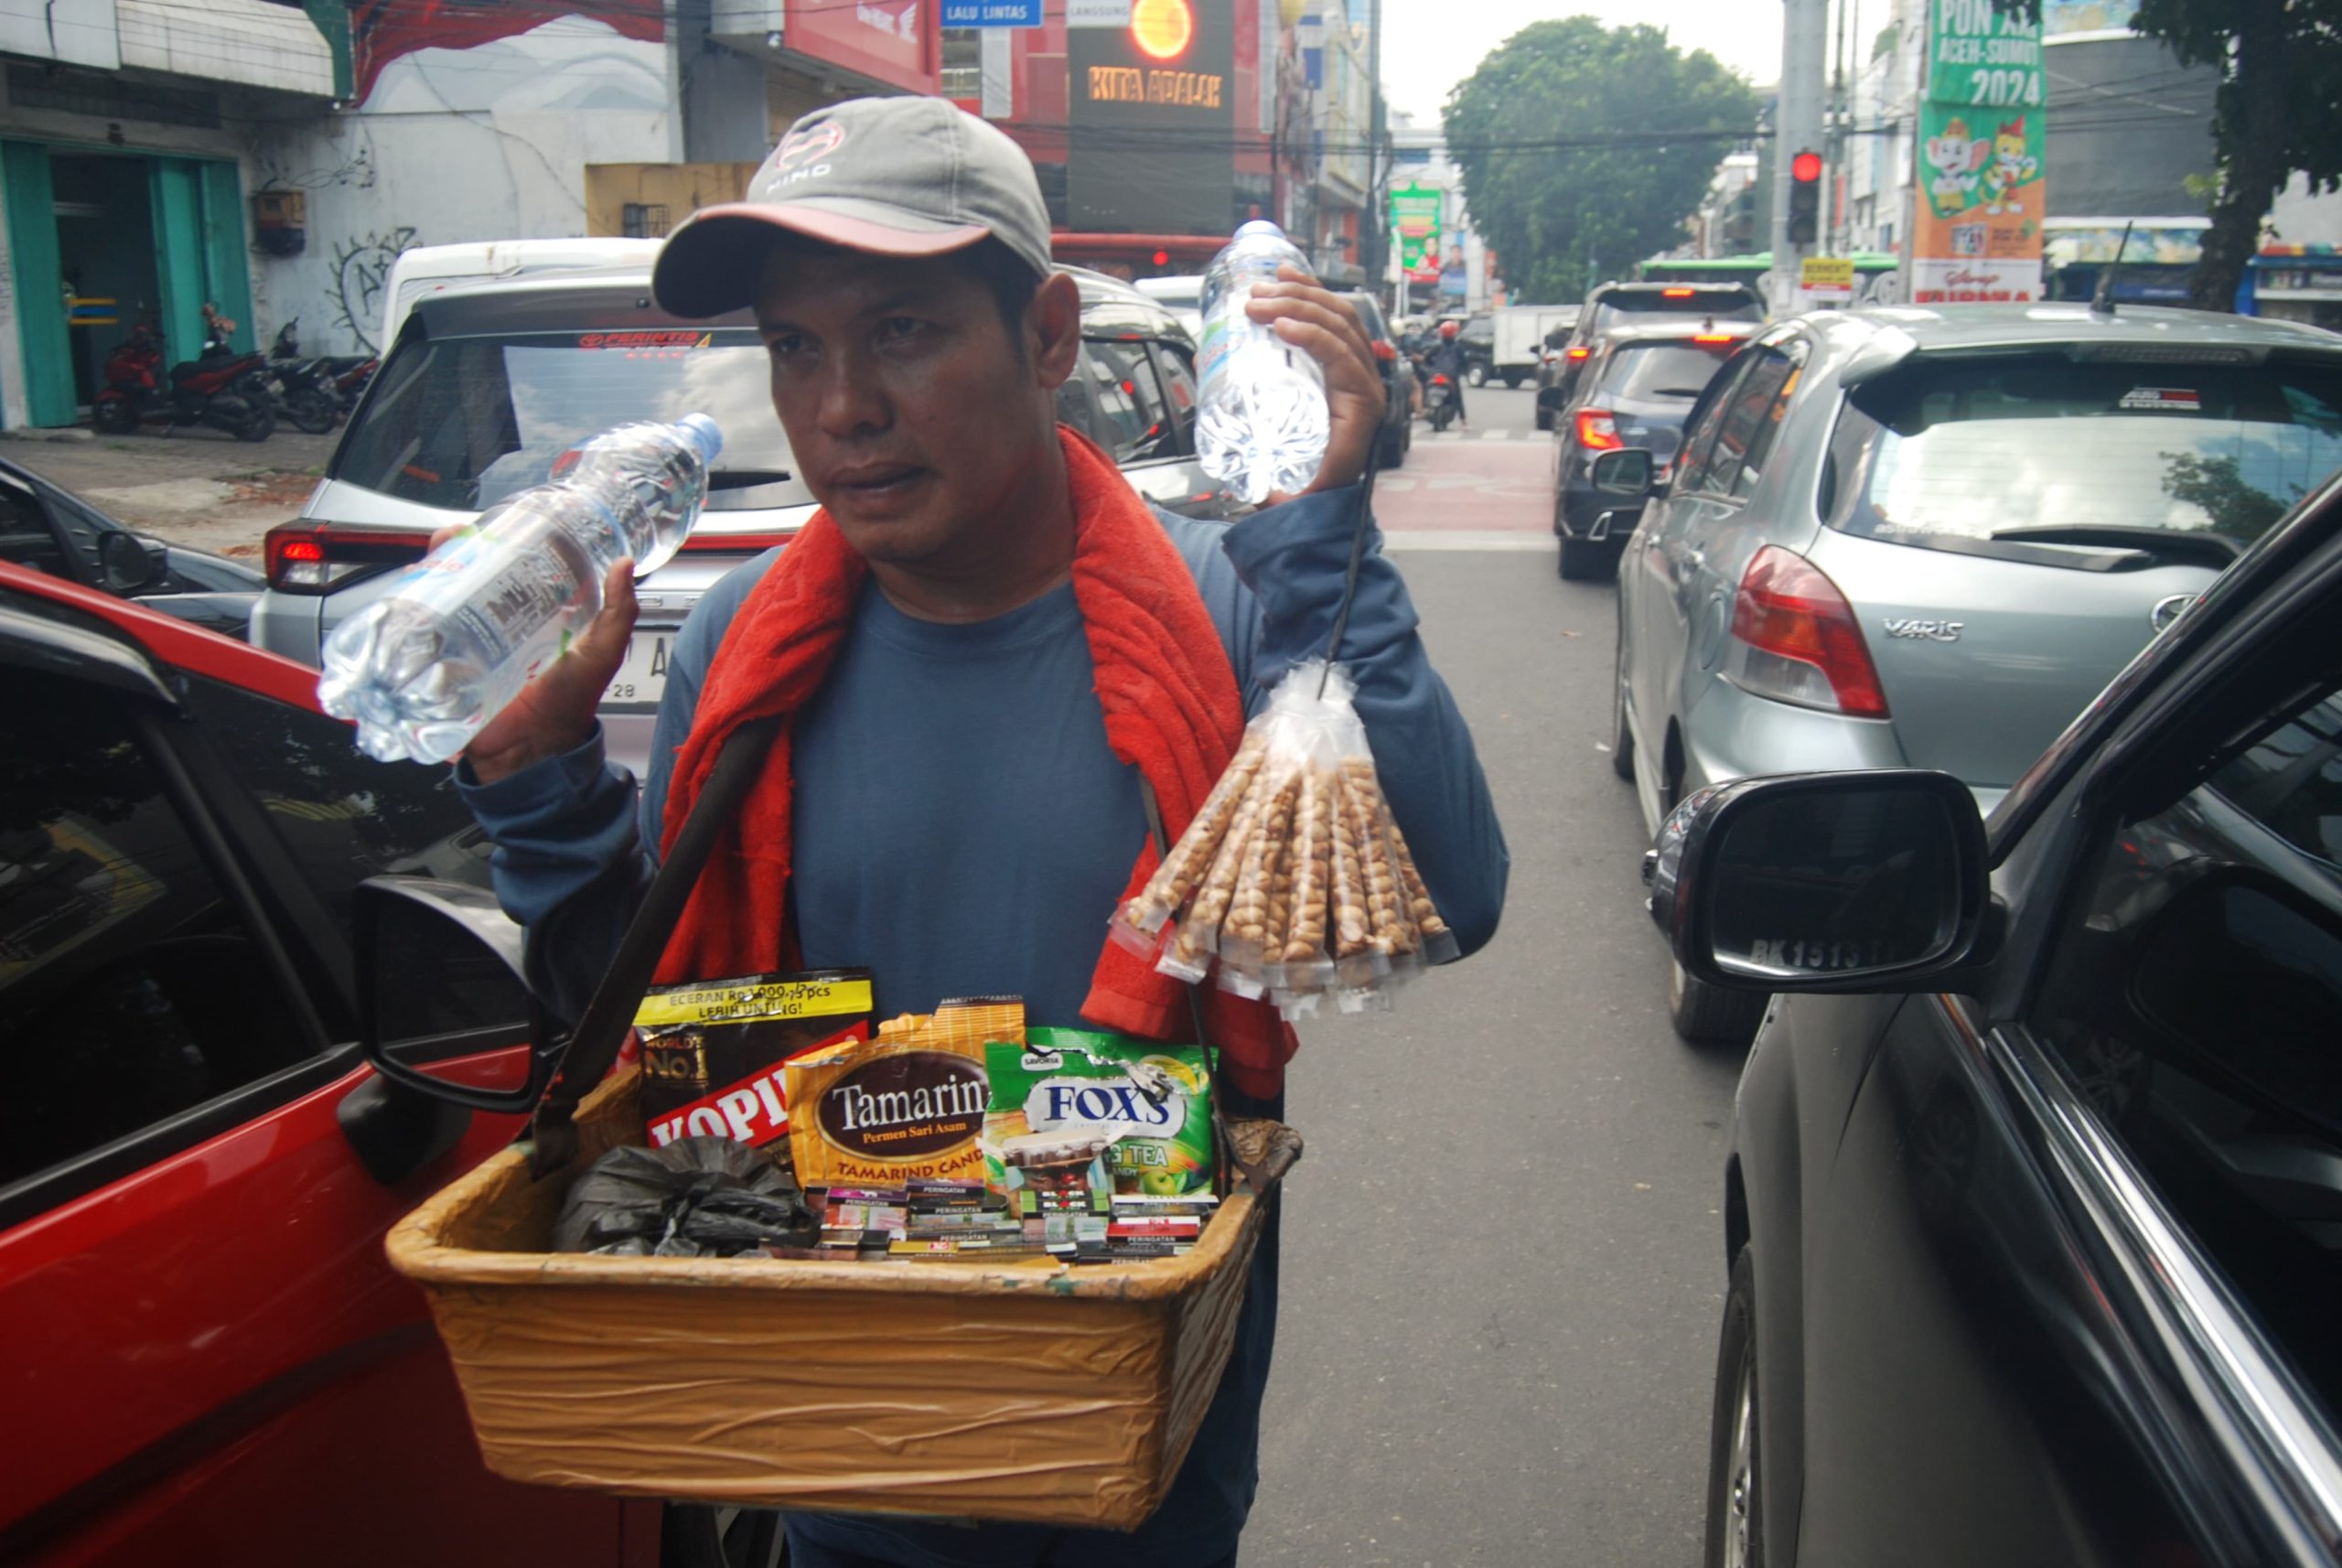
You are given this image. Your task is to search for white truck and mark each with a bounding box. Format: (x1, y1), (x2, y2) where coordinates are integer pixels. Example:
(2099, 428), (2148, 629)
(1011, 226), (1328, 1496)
(1485, 304), (1578, 388)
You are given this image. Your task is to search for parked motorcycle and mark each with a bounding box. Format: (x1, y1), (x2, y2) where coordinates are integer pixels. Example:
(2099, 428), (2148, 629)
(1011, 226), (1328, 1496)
(267, 319), (342, 435)
(1424, 371), (1458, 434)
(93, 307), (274, 442)
(274, 318), (378, 422)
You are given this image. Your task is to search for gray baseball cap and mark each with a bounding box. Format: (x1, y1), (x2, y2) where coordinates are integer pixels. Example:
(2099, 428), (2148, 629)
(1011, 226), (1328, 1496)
(653, 96), (1053, 318)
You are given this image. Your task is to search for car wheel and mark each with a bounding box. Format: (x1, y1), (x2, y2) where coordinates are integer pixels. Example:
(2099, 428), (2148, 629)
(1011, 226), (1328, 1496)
(1380, 424), (1406, 469)
(1534, 405), (1552, 432)
(1466, 363), (1487, 387)
(1559, 533), (1606, 581)
(234, 402), (275, 443)
(1503, 371), (1526, 389)
(1610, 630), (1636, 781)
(663, 1504), (787, 1568)
(1704, 1248), (1764, 1568)
(1668, 953), (1767, 1045)
(93, 399), (140, 435)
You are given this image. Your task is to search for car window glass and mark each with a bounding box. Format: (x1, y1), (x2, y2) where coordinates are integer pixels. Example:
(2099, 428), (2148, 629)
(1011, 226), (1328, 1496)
(2035, 679), (2342, 1413)
(0, 686), (312, 1187)
(1154, 342), (1199, 453)
(177, 677), (494, 939)
(333, 329), (807, 514)
(1085, 338), (1174, 462)
(0, 483), (69, 579)
(32, 480), (110, 567)
(1700, 349), (1800, 499)
(1054, 371), (1095, 440)
(1599, 343), (1736, 403)
(1832, 358), (2342, 548)
(1672, 352), (1762, 494)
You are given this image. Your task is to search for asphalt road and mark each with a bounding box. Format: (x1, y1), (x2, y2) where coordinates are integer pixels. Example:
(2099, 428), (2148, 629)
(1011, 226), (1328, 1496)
(1244, 382), (1746, 1567)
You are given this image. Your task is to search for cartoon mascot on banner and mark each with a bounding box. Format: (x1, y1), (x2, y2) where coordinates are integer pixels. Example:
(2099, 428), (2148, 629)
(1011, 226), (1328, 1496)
(1980, 117), (2039, 216)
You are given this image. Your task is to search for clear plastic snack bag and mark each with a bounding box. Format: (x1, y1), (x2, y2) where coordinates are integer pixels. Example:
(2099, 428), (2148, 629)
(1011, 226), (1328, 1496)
(1116, 660), (1456, 1014)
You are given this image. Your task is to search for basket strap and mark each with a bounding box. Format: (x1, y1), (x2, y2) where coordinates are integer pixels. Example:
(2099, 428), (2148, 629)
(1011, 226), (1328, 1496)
(526, 713), (785, 1179)
(1140, 779), (1271, 1198)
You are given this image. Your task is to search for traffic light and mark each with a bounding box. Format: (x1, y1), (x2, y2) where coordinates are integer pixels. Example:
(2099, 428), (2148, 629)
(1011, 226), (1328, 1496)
(1788, 150), (1822, 247)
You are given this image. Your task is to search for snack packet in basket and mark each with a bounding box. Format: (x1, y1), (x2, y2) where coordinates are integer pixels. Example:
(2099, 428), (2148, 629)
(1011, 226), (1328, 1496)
(784, 996), (1021, 1187)
(1114, 661), (1456, 1015)
(635, 968), (874, 1152)
(983, 1028), (1215, 1199)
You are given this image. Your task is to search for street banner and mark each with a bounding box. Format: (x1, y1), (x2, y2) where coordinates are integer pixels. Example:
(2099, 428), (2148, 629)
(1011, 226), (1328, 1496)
(1909, 0), (2046, 304)
(1391, 183), (1442, 282)
(1065, 0), (1133, 24)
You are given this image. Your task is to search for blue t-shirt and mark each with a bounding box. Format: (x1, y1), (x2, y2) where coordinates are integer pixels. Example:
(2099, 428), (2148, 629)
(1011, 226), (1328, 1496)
(789, 577), (1143, 1024)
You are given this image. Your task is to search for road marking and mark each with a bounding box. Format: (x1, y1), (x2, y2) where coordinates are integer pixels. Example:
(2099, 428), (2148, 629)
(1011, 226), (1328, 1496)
(1478, 428), (1509, 441)
(1382, 530), (1551, 552)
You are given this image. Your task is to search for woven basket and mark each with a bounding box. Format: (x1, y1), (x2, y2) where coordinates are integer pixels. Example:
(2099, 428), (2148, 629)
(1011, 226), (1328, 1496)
(385, 1065), (1300, 1530)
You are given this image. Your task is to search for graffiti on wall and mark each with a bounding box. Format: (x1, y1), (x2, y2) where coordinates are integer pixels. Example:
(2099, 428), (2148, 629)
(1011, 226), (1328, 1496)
(351, 0), (662, 103)
(333, 227), (418, 354)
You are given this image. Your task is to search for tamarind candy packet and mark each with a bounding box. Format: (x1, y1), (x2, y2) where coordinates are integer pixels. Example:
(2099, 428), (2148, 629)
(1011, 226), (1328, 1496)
(781, 996), (1022, 1189)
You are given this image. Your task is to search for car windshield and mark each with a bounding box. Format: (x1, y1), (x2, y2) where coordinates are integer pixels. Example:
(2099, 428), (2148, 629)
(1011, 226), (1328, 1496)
(1599, 342), (1735, 401)
(1832, 355), (2342, 550)
(1594, 290), (1763, 332)
(333, 328), (808, 513)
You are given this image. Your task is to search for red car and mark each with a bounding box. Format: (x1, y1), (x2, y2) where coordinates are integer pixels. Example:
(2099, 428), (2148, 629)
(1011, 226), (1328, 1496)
(0, 560), (687, 1566)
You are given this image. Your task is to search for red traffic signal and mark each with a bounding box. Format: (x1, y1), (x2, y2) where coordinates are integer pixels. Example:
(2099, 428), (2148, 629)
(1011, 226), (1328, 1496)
(1790, 150), (1823, 184)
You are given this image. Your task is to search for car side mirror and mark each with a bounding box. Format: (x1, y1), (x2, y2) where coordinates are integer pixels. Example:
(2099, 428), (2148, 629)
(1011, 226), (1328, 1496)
(1644, 770), (1991, 993)
(1544, 330), (1569, 349)
(351, 875), (563, 1114)
(100, 530), (165, 592)
(1591, 448), (1657, 499)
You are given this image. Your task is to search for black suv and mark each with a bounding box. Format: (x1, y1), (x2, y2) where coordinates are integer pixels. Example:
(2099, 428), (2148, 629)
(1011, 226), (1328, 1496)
(1536, 282), (1765, 430)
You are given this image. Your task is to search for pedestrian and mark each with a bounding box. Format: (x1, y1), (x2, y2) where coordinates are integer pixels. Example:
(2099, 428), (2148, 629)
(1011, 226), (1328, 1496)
(1428, 317), (1469, 428)
(455, 96), (1508, 1567)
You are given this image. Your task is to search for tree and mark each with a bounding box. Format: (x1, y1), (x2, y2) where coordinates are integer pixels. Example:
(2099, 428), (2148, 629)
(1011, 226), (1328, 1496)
(1441, 18), (1761, 302)
(1999, 0), (2342, 310)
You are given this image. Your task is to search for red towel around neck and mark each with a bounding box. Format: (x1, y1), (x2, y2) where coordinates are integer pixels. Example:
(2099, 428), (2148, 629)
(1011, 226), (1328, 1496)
(656, 426), (1298, 1099)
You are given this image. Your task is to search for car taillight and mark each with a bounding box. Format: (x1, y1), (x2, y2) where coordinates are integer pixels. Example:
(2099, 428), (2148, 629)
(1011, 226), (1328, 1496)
(1566, 346), (1592, 361)
(1694, 333), (1739, 346)
(1724, 546), (1888, 717)
(1574, 407), (1623, 451)
(1662, 287), (1695, 298)
(263, 522), (427, 594)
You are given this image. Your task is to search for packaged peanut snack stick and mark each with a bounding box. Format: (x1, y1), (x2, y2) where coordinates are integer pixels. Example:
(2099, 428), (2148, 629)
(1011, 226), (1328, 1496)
(1115, 660), (1456, 1015)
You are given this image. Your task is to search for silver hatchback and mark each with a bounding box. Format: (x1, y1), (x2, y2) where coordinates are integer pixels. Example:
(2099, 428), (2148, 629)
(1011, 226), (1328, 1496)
(1606, 303), (2342, 1038)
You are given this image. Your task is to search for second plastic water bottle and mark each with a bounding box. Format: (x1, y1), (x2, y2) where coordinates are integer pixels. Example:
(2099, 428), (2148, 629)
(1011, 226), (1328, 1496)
(317, 414), (723, 765)
(1194, 220), (1329, 505)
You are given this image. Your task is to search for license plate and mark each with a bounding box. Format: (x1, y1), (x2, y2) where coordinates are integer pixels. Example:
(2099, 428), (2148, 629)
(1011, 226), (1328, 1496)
(603, 628), (673, 711)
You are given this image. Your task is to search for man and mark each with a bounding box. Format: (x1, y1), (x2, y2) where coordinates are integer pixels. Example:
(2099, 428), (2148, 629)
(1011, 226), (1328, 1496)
(1426, 318), (1468, 428)
(458, 96), (1506, 1566)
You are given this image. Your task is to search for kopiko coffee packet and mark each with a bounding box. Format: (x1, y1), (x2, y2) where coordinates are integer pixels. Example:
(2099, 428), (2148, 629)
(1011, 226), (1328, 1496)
(983, 1028), (1215, 1200)
(784, 996), (1023, 1188)
(634, 969), (875, 1153)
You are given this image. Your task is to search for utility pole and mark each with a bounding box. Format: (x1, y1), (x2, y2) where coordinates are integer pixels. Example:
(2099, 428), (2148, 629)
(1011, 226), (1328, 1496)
(1366, 0), (1387, 306)
(1770, 0), (1830, 313)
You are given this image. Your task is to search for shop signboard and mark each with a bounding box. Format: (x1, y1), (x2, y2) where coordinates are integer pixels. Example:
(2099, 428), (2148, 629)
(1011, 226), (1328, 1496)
(788, 0), (929, 94)
(1799, 254), (1855, 306)
(1067, 0), (1234, 232)
(1065, 0), (1133, 23)
(1909, 0), (2046, 304)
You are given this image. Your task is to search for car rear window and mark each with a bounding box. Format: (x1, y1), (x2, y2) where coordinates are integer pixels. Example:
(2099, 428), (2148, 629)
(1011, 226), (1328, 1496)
(334, 328), (809, 514)
(1827, 355), (2342, 552)
(1593, 289), (1764, 333)
(1598, 342), (1737, 402)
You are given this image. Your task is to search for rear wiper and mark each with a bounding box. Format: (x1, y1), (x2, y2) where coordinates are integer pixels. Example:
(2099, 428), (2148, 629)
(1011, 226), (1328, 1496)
(1652, 387), (1709, 398)
(1990, 523), (2240, 569)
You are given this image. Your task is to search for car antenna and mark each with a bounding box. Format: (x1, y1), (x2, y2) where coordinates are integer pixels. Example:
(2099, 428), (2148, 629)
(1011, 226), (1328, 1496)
(2091, 221), (2134, 318)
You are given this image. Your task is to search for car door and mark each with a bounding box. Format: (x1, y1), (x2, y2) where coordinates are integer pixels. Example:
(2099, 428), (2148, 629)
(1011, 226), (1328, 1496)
(0, 585), (652, 1568)
(1770, 571), (2342, 1565)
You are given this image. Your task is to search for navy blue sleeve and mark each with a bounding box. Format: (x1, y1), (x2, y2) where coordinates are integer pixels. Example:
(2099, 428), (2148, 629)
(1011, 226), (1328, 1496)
(1220, 486), (1509, 958)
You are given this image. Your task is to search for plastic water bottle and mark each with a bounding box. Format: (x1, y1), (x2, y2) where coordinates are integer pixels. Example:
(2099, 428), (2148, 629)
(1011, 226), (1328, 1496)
(1194, 220), (1329, 505)
(317, 414), (723, 765)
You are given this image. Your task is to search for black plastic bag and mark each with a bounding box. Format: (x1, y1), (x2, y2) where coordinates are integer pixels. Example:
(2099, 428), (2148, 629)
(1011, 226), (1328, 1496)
(552, 1136), (818, 1257)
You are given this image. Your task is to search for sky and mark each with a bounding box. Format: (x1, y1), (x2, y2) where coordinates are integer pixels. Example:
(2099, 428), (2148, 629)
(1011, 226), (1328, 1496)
(1377, 0), (1786, 126)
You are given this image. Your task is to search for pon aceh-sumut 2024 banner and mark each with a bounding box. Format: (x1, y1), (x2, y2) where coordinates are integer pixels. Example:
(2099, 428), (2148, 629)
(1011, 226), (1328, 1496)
(1911, 0), (2047, 304)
